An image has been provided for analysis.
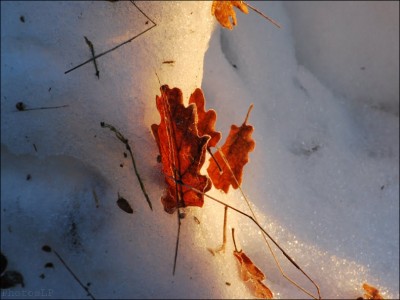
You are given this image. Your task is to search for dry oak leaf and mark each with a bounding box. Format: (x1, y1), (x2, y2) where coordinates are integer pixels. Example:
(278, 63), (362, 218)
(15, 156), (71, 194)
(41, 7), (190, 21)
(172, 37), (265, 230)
(357, 283), (384, 300)
(116, 194), (134, 214)
(151, 85), (212, 214)
(188, 88), (221, 148)
(207, 105), (255, 193)
(212, 1), (248, 30)
(234, 250), (273, 299)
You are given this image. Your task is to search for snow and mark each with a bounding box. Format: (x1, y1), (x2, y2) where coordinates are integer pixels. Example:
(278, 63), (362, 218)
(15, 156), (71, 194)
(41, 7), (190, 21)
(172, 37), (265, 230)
(284, 1), (399, 115)
(1, 1), (398, 299)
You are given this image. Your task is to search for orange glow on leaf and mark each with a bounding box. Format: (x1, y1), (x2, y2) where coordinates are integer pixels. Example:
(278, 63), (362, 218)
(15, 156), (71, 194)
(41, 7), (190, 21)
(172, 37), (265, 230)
(151, 85), (211, 213)
(207, 105), (255, 193)
(234, 250), (273, 299)
(189, 88), (221, 148)
(360, 283), (384, 300)
(211, 1), (249, 30)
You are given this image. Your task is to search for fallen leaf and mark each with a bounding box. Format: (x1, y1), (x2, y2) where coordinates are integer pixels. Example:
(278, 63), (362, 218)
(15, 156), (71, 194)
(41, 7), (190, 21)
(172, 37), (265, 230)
(117, 194), (134, 214)
(207, 105), (255, 193)
(0, 252), (25, 289)
(211, 1), (248, 30)
(254, 280), (274, 299)
(359, 283), (384, 300)
(234, 250), (273, 299)
(152, 85), (212, 213)
(42, 245), (52, 252)
(15, 102), (26, 111)
(0, 270), (25, 289)
(1, 253), (7, 275)
(188, 88), (221, 147)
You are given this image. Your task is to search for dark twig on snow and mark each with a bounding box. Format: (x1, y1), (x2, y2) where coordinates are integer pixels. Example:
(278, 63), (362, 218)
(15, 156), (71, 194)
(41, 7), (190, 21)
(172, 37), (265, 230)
(101, 122), (153, 211)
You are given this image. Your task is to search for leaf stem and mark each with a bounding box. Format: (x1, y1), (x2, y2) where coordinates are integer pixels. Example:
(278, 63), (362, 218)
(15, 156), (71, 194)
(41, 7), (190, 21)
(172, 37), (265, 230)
(231, 228), (239, 253)
(208, 205), (228, 255)
(172, 168), (184, 275)
(173, 207), (181, 275)
(243, 104), (254, 125)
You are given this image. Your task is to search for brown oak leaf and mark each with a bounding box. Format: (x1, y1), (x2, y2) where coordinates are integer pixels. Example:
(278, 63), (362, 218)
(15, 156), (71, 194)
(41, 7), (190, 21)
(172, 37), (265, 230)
(207, 105), (255, 193)
(152, 85), (212, 214)
(234, 250), (273, 299)
(357, 283), (384, 300)
(211, 1), (248, 30)
(189, 88), (221, 148)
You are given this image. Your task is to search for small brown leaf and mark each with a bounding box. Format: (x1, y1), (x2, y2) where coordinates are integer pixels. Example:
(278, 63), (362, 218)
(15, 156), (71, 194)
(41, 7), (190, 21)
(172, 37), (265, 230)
(42, 245), (52, 253)
(211, 1), (248, 30)
(207, 105), (255, 193)
(360, 283), (384, 300)
(254, 280), (274, 299)
(234, 250), (273, 299)
(1, 253), (7, 275)
(117, 194), (134, 214)
(1, 271), (25, 289)
(16, 102), (26, 111)
(234, 250), (265, 282)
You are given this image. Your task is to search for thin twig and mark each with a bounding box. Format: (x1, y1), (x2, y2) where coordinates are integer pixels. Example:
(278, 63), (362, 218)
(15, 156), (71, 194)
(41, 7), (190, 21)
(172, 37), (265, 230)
(208, 205), (228, 255)
(101, 122), (153, 211)
(65, 2), (156, 75)
(166, 174), (320, 300)
(130, 1), (156, 26)
(53, 250), (95, 299)
(172, 167), (185, 275)
(222, 206), (228, 250)
(24, 105), (69, 111)
(232, 228), (239, 252)
(173, 207), (181, 275)
(216, 148), (321, 299)
(16, 103), (68, 112)
(244, 1), (281, 29)
(92, 188), (100, 208)
(155, 71), (162, 86)
(207, 147), (222, 172)
(84, 36), (99, 78)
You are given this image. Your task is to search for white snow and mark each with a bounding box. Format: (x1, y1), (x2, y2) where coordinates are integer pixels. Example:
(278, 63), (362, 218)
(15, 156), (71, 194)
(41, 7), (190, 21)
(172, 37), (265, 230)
(1, 1), (398, 299)
(284, 1), (399, 115)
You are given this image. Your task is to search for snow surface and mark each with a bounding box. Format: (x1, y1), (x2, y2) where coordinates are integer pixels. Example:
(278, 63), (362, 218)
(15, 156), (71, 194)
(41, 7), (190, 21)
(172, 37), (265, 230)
(1, 1), (399, 299)
(284, 1), (399, 116)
